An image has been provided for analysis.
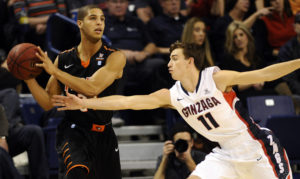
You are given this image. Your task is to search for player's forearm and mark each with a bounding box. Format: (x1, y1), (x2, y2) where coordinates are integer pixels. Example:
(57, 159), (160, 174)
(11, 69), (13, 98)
(82, 95), (158, 110)
(54, 69), (105, 97)
(25, 79), (53, 110)
(260, 59), (300, 82)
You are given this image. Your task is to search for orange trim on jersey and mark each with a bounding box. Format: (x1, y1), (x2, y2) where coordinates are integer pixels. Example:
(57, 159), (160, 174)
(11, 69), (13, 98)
(28, 0), (54, 7)
(66, 161), (73, 169)
(30, 9), (57, 17)
(64, 154), (71, 164)
(235, 110), (278, 178)
(103, 45), (115, 52)
(66, 164), (90, 176)
(222, 90), (236, 109)
(62, 148), (69, 158)
(81, 59), (90, 68)
(62, 142), (69, 151)
(91, 124), (105, 132)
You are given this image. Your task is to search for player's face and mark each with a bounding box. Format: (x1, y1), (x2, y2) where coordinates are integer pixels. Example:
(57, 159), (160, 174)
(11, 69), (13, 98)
(233, 28), (248, 50)
(168, 48), (189, 80)
(192, 21), (206, 46)
(79, 8), (105, 41)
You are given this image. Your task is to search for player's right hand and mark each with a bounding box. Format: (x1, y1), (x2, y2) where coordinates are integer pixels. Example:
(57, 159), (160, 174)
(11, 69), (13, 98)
(52, 92), (85, 111)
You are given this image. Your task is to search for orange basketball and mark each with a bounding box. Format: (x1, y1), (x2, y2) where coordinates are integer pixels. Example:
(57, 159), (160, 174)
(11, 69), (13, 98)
(7, 43), (43, 80)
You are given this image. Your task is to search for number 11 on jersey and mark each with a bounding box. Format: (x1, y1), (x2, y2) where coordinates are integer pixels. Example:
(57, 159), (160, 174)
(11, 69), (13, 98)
(197, 112), (219, 130)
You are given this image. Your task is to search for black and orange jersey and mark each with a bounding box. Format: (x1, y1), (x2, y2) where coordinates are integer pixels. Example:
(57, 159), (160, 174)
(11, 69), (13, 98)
(57, 44), (119, 128)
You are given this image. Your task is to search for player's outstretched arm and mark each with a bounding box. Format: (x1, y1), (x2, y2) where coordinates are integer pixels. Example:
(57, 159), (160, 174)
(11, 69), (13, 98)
(214, 59), (300, 92)
(52, 89), (172, 111)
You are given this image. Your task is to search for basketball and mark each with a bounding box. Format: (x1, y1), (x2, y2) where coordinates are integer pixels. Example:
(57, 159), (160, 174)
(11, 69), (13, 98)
(7, 43), (43, 80)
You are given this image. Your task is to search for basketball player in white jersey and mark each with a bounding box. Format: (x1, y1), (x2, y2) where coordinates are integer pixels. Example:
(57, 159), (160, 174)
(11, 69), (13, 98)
(52, 41), (297, 179)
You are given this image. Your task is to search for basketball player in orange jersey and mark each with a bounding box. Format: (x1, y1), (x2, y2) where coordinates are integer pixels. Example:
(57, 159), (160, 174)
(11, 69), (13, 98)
(52, 42), (298, 179)
(26, 5), (126, 179)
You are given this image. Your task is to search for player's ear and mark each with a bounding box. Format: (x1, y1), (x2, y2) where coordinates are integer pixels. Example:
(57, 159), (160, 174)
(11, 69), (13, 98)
(188, 57), (194, 65)
(77, 20), (83, 28)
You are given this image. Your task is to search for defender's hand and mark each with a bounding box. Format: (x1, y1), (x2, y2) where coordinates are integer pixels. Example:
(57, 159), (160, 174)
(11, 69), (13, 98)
(52, 92), (85, 111)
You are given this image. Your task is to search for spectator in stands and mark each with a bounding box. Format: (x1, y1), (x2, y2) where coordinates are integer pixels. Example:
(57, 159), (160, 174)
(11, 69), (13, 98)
(134, 0), (187, 24)
(0, 61), (49, 179)
(221, 21), (292, 106)
(210, 0), (273, 64)
(153, 121), (206, 179)
(104, 0), (165, 124)
(0, 104), (24, 179)
(261, 0), (296, 60)
(278, 12), (300, 113)
(181, 17), (214, 67)
(11, 0), (67, 49)
(147, 0), (187, 56)
(185, 0), (224, 28)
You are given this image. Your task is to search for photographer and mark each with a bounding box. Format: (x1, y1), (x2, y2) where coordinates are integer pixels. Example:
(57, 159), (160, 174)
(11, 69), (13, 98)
(154, 122), (206, 179)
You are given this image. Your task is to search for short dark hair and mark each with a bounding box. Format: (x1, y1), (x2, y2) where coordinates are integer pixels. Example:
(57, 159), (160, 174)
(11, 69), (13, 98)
(169, 121), (193, 141)
(225, 0), (238, 13)
(77, 5), (101, 21)
(170, 41), (208, 71)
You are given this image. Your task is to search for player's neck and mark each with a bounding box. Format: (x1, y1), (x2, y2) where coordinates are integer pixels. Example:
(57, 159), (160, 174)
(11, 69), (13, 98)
(78, 39), (102, 61)
(180, 69), (200, 93)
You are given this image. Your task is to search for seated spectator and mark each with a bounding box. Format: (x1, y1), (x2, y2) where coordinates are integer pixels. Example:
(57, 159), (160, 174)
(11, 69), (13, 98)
(185, 0), (224, 28)
(261, 0), (296, 61)
(11, 0), (67, 49)
(221, 21), (292, 106)
(147, 0), (188, 56)
(104, 0), (165, 124)
(278, 12), (300, 113)
(0, 61), (49, 179)
(134, 0), (187, 24)
(181, 17), (214, 66)
(153, 121), (206, 179)
(0, 104), (24, 179)
(210, 0), (272, 64)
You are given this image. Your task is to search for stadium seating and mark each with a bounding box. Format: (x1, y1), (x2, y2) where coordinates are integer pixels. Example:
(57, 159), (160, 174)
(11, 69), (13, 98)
(247, 95), (296, 126)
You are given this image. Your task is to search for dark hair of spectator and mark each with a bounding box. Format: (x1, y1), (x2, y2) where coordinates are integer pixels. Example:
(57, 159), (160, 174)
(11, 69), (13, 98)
(169, 121), (193, 141)
(77, 5), (102, 21)
(170, 41), (209, 71)
(225, 0), (238, 13)
(264, 0), (293, 17)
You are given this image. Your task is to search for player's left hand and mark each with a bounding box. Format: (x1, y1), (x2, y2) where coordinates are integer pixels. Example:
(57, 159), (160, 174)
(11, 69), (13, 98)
(35, 47), (56, 75)
(52, 92), (85, 111)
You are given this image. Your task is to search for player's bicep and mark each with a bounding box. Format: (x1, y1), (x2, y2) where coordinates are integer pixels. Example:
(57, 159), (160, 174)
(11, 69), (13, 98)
(214, 70), (266, 91)
(88, 51), (126, 92)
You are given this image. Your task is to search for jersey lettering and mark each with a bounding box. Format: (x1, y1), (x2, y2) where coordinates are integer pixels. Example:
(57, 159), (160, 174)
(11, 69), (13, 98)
(267, 135), (285, 173)
(182, 97), (221, 117)
(197, 112), (220, 130)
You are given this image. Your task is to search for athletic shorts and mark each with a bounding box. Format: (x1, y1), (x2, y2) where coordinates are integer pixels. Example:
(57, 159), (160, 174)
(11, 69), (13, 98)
(56, 120), (121, 179)
(191, 129), (292, 179)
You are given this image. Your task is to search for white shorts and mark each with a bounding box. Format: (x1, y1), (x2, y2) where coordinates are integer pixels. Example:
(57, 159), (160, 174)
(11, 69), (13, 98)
(191, 130), (292, 179)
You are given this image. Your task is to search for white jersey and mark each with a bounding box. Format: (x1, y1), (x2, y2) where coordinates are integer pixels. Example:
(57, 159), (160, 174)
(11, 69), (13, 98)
(170, 66), (255, 144)
(170, 66), (292, 179)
